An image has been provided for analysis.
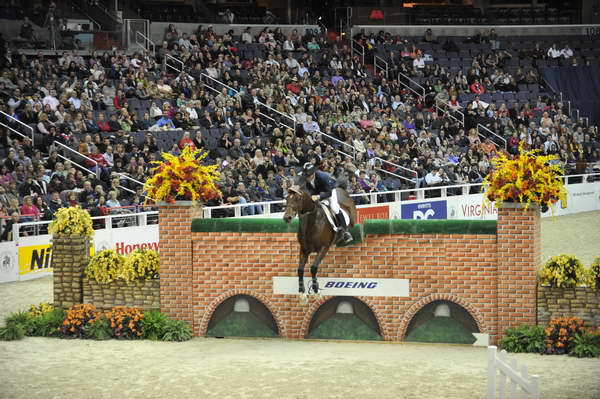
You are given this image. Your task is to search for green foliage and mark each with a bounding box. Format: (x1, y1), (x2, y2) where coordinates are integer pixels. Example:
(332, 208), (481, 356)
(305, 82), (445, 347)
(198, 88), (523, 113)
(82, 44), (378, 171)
(5, 311), (31, 327)
(140, 309), (169, 340)
(0, 323), (25, 341)
(405, 317), (476, 344)
(161, 318), (193, 342)
(25, 308), (66, 337)
(569, 331), (600, 358)
(207, 312), (278, 338)
(83, 318), (111, 340)
(501, 325), (546, 353)
(307, 314), (381, 341)
(544, 317), (585, 355)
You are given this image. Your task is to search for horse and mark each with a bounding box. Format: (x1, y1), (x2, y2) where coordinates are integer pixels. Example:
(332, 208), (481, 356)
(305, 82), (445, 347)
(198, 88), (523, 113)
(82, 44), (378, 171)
(282, 184), (357, 299)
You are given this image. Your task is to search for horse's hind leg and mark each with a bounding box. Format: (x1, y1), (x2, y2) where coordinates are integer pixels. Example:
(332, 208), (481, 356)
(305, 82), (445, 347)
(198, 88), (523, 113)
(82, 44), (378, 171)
(310, 247), (330, 294)
(298, 250), (309, 294)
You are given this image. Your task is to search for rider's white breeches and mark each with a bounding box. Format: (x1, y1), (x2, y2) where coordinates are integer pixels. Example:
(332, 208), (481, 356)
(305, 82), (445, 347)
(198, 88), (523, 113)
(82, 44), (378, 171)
(330, 188), (340, 214)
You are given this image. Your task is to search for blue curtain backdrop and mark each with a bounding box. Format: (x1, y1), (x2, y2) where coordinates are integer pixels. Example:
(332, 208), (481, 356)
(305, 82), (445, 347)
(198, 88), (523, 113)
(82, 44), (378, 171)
(540, 66), (600, 127)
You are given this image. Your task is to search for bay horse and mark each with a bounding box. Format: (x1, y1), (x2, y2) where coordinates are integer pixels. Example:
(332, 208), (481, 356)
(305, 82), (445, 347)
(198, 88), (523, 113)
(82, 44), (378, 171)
(283, 184), (357, 298)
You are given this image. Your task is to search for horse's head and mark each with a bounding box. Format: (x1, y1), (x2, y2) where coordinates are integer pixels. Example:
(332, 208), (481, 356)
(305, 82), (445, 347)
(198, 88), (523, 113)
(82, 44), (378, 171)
(283, 185), (304, 224)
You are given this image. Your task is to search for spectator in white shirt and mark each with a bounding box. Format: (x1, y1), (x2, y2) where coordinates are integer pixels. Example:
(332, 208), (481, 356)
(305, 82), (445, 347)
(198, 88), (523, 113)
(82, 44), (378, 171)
(425, 168), (446, 186)
(178, 33), (192, 50)
(302, 115), (320, 134)
(265, 54), (280, 68)
(283, 38), (294, 51)
(561, 44), (573, 59)
(285, 53), (300, 70)
(42, 89), (60, 111)
(241, 27), (253, 43)
(330, 57), (342, 70)
(547, 44), (561, 59)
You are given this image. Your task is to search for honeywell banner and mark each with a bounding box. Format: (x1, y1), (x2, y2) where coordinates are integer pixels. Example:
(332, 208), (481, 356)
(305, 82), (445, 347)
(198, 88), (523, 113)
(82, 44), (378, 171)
(272, 277), (409, 297)
(93, 225), (160, 255)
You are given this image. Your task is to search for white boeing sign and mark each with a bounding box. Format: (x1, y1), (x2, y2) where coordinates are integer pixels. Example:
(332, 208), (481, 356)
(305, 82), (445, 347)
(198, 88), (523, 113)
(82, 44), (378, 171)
(272, 277), (410, 297)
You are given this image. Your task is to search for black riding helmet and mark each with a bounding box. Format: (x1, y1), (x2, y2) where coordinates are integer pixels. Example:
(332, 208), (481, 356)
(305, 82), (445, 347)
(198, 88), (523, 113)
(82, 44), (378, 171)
(302, 162), (316, 176)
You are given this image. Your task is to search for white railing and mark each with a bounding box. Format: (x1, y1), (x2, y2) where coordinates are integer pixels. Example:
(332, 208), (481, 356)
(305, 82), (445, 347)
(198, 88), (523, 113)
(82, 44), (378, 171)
(374, 55), (388, 78)
(0, 121), (33, 145)
(371, 157), (418, 184)
(12, 210), (158, 239)
(351, 39), (365, 65)
(52, 141), (100, 179)
(200, 72), (296, 132)
(115, 173), (156, 201)
(477, 124), (507, 149)
(164, 54), (184, 74)
(0, 110), (35, 147)
(397, 71), (425, 99)
(436, 98), (465, 127)
(314, 129), (356, 158)
(487, 346), (540, 399)
(135, 30), (155, 56)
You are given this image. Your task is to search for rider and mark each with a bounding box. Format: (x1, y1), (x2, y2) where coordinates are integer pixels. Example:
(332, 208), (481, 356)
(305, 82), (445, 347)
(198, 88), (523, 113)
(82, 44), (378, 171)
(301, 162), (353, 244)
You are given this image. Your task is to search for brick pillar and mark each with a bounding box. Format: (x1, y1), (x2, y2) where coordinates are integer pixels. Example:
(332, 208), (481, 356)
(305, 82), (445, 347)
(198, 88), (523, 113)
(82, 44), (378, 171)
(52, 236), (91, 309)
(496, 203), (541, 344)
(158, 202), (202, 328)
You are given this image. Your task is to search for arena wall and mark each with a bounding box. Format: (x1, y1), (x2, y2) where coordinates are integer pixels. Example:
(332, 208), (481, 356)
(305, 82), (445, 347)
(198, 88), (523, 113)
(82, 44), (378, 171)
(158, 203), (540, 344)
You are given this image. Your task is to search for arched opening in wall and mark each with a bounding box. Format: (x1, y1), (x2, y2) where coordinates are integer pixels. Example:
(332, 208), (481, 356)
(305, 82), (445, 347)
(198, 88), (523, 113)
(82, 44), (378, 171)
(404, 300), (479, 344)
(206, 295), (278, 338)
(306, 297), (382, 341)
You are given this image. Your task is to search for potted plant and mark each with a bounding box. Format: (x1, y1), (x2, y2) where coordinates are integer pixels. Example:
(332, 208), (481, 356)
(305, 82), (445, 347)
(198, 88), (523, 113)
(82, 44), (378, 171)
(589, 257), (600, 290)
(48, 206), (94, 238)
(144, 146), (221, 205)
(483, 144), (567, 212)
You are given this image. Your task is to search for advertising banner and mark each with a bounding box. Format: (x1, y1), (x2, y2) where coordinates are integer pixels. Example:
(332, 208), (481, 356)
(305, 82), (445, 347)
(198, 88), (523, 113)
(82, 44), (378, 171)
(18, 243), (53, 280)
(0, 241), (18, 283)
(356, 205), (390, 223)
(273, 276), (409, 297)
(401, 200), (447, 219)
(447, 194), (498, 220)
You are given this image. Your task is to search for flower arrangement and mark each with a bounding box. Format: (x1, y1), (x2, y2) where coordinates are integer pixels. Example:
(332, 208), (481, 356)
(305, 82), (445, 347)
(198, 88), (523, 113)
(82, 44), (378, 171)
(144, 146), (221, 204)
(106, 306), (144, 339)
(27, 302), (54, 319)
(48, 206), (94, 237)
(483, 144), (567, 211)
(588, 256), (600, 289)
(59, 304), (103, 338)
(544, 317), (585, 355)
(539, 254), (587, 288)
(121, 249), (160, 284)
(85, 249), (126, 284)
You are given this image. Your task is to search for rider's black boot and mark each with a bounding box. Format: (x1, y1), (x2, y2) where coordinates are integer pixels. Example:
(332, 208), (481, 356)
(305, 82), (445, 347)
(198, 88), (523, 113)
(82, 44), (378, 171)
(336, 212), (353, 244)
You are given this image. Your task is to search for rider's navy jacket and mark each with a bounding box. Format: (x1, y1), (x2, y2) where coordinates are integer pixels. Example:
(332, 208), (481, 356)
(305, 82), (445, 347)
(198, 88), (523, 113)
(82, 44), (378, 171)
(303, 170), (338, 200)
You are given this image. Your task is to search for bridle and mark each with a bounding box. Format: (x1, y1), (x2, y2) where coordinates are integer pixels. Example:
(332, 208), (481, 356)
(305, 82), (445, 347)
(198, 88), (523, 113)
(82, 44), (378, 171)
(286, 187), (317, 216)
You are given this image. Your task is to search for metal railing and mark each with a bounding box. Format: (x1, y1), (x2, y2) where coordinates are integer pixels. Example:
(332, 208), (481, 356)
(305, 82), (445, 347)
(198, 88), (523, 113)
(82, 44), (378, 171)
(374, 55), (388, 78)
(435, 98), (465, 127)
(371, 157), (418, 184)
(397, 71), (425, 99)
(135, 30), (155, 57)
(164, 54), (184, 74)
(12, 210), (158, 239)
(200, 72), (297, 132)
(0, 111), (35, 147)
(477, 124), (507, 149)
(0, 121), (33, 146)
(52, 141), (100, 179)
(313, 129), (356, 158)
(115, 173), (155, 201)
(351, 39), (365, 65)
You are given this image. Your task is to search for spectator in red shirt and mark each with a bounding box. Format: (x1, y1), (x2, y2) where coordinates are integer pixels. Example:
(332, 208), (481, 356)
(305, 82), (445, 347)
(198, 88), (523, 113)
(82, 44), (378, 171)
(97, 113), (110, 132)
(178, 131), (196, 150)
(113, 90), (126, 110)
(470, 79), (486, 95)
(20, 195), (40, 221)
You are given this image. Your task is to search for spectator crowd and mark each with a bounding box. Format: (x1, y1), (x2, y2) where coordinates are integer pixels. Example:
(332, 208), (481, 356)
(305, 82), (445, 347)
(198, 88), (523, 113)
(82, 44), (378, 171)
(1, 20), (599, 241)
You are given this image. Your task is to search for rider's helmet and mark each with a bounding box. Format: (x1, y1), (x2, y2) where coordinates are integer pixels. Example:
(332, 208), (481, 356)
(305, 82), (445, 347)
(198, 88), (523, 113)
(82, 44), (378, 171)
(302, 162), (316, 176)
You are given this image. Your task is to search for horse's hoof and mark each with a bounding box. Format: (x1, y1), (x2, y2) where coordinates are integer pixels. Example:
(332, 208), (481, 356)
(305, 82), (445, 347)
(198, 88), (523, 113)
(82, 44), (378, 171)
(299, 293), (308, 305)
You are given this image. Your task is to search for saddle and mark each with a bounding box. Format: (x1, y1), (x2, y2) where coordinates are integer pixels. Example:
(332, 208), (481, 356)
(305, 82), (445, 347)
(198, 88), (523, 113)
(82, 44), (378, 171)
(319, 200), (350, 233)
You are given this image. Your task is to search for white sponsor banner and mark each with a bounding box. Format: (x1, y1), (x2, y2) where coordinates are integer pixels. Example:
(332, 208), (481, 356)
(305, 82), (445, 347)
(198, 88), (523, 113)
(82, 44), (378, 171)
(94, 225), (159, 255)
(447, 194), (498, 220)
(273, 276), (410, 297)
(0, 241), (18, 283)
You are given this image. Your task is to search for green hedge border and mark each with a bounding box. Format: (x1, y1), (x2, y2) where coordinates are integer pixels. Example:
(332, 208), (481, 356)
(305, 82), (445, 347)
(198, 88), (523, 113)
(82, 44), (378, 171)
(191, 218), (496, 235)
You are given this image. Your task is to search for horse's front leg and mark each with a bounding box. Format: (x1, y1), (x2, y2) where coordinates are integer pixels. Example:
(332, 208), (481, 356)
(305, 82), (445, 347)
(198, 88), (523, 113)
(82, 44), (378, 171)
(310, 247), (330, 295)
(298, 250), (309, 294)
